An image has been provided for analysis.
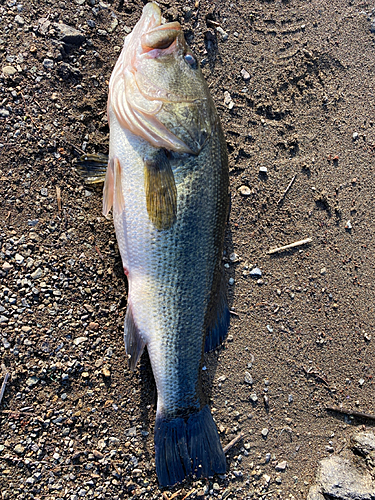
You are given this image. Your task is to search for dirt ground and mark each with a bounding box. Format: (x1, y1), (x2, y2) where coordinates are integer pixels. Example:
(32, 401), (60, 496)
(1, 0), (375, 499)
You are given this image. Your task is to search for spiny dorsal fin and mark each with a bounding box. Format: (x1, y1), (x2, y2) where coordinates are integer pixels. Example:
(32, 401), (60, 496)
(144, 149), (177, 230)
(76, 153), (109, 184)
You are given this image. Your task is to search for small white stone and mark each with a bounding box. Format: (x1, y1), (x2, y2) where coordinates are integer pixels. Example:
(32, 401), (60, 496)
(73, 336), (88, 345)
(241, 68), (251, 81)
(238, 185), (251, 196)
(275, 460), (287, 471)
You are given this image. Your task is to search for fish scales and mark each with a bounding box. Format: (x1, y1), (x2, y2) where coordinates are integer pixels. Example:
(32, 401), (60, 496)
(103, 2), (230, 486)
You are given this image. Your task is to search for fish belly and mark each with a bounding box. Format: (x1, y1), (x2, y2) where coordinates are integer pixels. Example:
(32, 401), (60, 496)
(109, 109), (227, 485)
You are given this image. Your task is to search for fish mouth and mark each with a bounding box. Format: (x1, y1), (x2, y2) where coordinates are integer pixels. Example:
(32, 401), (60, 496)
(139, 4), (182, 56)
(108, 2), (207, 154)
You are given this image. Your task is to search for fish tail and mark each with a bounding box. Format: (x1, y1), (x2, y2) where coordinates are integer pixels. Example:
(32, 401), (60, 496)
(154, 405), (226, 487)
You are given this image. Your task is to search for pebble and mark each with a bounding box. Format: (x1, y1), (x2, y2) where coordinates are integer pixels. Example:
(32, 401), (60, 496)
(14, 444), (25, 454)
(26, 376), (39, 386)
(238, 185), (251, 196)
(2, 262), (13, 271)
(101, 367), (111, 378)
(249, 267), (262, 278)
(224, 91), (234, 109)
(2, 65), (17, 76)
(0, 108), (10, 117)
(345, 220), (352, 230)
(52, 22), (86, 45)
(352, 132), (359, 140)
(244, 371), (253, 384)
(261, 428), (269, 438)
(14, 15), (25, 25)
(31, 268), (43, 279)
(259, 166), (268, 174)
(241, 68), (251, 80)
(228, 277), (235, 285)
(43, 58), (54, 70)
(250, 393), (258, 403)
(216, 26), (229, 41)
(275, 460), (287, 471)
(15, 254), (24, 264)
(229, 252), (239, 262)
(73, 336), (88, 345)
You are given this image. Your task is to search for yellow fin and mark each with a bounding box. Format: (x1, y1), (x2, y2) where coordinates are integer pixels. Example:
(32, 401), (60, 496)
(144, 150), (177, 230)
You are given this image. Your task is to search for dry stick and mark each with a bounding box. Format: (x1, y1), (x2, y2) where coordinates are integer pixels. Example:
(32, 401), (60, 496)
(277, 174), (297, 205)
(0, 373), (10, 406)
(181, 489), (197, 500)
(326, 406), (375, 422)
(56, 186), (62, 212)
(267, 237), (312, 255)
(223, 431), (245, 454)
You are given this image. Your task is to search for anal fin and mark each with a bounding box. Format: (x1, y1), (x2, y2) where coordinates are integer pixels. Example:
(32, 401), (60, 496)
(124, 305), (146, 371)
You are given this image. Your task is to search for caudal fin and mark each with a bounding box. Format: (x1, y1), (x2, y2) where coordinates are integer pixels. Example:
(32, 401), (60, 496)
(154, 405), (226, 487)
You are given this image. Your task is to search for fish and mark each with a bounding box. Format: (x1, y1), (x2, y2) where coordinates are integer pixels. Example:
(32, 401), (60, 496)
(79, 2), (230, 487)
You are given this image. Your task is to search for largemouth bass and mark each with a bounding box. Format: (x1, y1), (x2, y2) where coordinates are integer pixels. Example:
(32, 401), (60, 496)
(83, 2), (230, 486)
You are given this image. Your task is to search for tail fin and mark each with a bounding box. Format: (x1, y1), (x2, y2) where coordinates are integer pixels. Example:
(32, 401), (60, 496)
(154, 405), (226, 487)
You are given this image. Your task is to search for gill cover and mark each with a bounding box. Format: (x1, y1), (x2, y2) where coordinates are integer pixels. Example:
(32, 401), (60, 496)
(108, 2), (213, 155)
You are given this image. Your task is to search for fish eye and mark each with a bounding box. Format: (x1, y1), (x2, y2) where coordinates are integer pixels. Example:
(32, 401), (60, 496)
(184, 53), (197, 68)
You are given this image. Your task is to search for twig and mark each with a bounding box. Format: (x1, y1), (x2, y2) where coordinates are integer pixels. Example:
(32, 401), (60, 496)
(94, 246), (104, 260)
(325, 406), (375, 422)
(0, 410), (35, 416)
(302, 365), (330, 387)
(181, 489), (197, 500)
(56, 186), (62, 212)
(277, 174), (296, 205)
(59, 137), (85, 156)
(267, 237), (312, 255)
(223, 431), (245, 453)
(162, 492), (182, 500)
(207, 19), (221, 27)
(229, 310), (239, 317)
(0, 373), (10, 406)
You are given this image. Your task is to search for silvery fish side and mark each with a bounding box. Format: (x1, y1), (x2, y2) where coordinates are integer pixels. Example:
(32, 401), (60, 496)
(103, 2), (230, 486)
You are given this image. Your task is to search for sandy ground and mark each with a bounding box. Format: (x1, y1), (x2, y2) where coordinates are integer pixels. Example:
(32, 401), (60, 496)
(1, 0), (375, 499)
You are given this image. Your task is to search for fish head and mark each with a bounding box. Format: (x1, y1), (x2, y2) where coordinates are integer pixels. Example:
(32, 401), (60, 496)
(109, 2), (216, 155)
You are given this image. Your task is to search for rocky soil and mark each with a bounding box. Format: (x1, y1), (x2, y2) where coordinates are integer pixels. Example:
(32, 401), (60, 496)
(1, 0), (375, 499)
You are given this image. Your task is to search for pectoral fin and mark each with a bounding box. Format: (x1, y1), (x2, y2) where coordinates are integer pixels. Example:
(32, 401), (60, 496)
(144, 149), (177, 230)
(103, 158), (125, 218)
